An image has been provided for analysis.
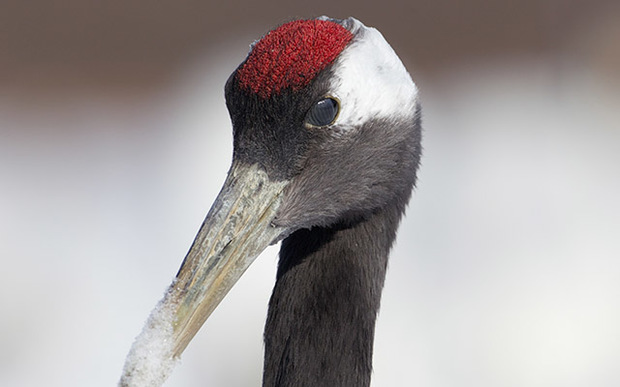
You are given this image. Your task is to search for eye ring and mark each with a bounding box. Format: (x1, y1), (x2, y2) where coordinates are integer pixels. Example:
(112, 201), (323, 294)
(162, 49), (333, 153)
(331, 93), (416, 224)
(305, 96), (341, 128)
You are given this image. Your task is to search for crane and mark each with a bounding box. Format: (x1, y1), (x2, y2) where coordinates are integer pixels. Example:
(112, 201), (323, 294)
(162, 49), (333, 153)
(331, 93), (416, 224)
(120, 16), (421, 387)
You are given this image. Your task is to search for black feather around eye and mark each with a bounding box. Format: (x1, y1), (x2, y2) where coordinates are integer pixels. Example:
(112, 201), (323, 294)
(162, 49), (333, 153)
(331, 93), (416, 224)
(306, 98), (339, 127)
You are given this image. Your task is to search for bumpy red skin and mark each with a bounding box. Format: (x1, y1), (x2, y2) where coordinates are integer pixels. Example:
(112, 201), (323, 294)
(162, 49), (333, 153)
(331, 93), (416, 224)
(237, 20), (353, 99)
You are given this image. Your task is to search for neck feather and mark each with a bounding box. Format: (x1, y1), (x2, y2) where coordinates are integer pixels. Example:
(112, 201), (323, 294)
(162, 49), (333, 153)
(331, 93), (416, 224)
(262, 203), (404, 387)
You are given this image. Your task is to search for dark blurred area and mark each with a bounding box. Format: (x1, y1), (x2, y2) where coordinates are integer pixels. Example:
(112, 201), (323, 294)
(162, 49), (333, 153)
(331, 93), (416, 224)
(2, 0), (618, 92)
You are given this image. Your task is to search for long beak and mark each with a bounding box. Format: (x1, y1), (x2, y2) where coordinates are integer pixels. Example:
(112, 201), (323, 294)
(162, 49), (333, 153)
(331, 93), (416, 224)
(120, 162), (288, 386)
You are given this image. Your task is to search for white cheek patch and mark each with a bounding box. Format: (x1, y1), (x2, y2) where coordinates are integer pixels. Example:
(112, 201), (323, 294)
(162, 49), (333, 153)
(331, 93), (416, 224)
(329, 18), (419, 128)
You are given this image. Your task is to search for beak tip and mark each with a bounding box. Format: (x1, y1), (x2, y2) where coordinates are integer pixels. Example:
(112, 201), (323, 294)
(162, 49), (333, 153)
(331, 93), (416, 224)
(120, 291), (180, 387)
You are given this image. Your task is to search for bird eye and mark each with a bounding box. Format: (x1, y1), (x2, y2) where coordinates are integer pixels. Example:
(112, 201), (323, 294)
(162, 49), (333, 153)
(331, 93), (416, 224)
(306, 97), (340, 127)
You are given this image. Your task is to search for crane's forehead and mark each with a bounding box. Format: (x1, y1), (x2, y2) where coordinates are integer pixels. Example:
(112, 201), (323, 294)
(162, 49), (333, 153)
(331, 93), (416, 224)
(236, 19), (353, 98)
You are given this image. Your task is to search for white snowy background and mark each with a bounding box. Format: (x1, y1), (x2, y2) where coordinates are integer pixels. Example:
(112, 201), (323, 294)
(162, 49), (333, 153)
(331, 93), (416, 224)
(1, 3), (619, 386)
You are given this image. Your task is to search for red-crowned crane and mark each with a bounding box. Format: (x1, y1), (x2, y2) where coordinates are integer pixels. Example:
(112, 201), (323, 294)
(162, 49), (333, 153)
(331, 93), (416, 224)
(121, 16), (422, 387)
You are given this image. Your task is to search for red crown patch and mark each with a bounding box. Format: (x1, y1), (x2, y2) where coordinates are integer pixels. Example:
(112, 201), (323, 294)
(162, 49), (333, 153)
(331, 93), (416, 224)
(237, 19), (353, 99)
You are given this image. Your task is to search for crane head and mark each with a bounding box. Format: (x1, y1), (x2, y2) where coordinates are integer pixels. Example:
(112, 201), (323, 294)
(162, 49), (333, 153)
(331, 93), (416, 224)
(120, 16), (421, 386)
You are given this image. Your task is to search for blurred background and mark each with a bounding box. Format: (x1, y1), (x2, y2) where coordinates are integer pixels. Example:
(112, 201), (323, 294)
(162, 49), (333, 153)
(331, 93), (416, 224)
(1, 1), (619, 386)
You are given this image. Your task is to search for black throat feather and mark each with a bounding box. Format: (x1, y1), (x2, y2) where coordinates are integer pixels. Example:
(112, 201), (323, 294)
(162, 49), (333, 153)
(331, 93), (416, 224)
(263, 195), (408, 387)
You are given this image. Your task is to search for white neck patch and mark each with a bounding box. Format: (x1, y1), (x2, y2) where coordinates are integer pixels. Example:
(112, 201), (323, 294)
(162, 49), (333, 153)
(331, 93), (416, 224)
(328, 18), (419, 129)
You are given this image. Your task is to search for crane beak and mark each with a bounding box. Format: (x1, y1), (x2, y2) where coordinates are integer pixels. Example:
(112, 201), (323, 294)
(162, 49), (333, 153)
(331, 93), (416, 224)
(169, 162), (288, 356)
(121, 162), (287, 385)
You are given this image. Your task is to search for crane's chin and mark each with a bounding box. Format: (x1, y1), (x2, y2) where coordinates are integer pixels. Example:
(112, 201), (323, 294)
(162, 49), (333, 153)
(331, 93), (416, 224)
(120, 162), (288, 387)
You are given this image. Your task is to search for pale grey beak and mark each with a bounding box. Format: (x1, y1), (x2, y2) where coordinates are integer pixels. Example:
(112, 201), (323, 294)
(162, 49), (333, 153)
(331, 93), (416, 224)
(120, 162), (288, 386)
